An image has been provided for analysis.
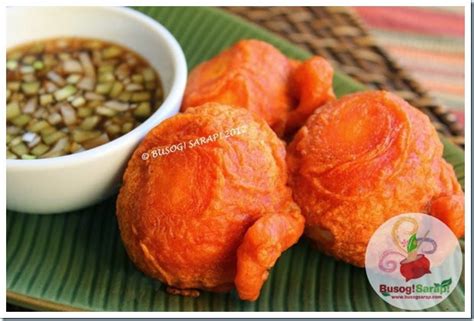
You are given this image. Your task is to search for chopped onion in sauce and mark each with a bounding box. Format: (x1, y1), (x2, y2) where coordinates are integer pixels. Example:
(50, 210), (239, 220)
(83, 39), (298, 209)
(6, 37), (163, 159)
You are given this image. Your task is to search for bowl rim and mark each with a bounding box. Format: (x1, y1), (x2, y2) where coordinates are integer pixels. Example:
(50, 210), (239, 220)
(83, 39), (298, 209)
(6, 6), (187, 170)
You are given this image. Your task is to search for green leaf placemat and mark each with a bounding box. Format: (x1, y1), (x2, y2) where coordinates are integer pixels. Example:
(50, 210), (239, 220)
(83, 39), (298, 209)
(7, 7), (465, 312)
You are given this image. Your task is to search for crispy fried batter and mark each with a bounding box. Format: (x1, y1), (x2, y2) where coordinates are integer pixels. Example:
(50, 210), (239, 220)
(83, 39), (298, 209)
(117, 103), (304, 300)
(182, 39), (334, 136)
(166, 287), (200, 298)
(235, 202), (304, 300)
(286, 56), (335, 134)
(287, 91), (464, 267)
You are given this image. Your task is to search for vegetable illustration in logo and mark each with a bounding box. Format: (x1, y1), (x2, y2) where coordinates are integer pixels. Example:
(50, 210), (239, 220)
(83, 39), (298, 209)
(379, 217), (437, 281)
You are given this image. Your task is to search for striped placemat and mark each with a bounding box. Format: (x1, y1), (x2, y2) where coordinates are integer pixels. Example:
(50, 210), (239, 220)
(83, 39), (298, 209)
(354, 6), (465, 128)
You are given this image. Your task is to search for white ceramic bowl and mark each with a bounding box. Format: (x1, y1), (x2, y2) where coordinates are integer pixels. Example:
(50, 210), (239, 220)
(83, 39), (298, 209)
(7, 7), (187, 214)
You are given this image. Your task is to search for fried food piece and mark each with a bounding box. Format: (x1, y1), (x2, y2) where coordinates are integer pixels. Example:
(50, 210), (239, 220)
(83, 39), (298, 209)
(286, 56), (335, 134)
(235, 202), (303, 300)
(182, 40), (292, 135)
(287, 91), (464, 267)
(117, 103), (304, 301)
(182, 39), (334, 136)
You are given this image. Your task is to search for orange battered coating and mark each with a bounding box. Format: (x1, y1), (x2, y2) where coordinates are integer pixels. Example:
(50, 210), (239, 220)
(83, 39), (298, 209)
(117, 103), (304, 301)
(287, 91), (464, 267)
(182, 39), (334, 136)
(287, 56), (335, 134)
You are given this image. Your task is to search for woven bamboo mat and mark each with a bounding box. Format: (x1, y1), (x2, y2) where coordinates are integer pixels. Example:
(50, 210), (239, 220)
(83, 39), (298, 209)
(226, 7), (465, 148)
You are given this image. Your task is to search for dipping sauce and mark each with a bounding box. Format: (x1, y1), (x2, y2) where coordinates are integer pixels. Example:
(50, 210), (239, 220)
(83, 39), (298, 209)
(6, 37), (163, 159)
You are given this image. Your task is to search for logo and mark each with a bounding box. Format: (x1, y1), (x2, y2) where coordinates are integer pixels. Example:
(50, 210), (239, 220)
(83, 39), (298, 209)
(365, 213), (462, 310)
(379, 216), (436, 281)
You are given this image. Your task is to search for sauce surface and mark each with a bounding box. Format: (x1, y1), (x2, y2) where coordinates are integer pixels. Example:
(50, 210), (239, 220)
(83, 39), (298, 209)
(6, 37), (163, 159)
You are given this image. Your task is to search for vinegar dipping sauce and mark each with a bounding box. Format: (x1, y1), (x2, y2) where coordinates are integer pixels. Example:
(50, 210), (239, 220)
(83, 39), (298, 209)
(6, 37), (164, 159)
